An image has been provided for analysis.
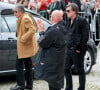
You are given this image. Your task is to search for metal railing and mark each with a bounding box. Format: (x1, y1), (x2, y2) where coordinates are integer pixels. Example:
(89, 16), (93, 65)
(39, 11), (93, 22)
(39, 10), (100, 42)
(93, 12), (100, 41)
(39, 10), (50, 20)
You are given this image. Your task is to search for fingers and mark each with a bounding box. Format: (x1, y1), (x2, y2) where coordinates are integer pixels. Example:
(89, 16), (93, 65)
(76, 50), (80, 53)
(36, 19), (45, 32)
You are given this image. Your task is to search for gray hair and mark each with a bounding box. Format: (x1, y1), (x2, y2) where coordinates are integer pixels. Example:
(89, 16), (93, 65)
(66, 3), (79, 15)
(14, 4), (25, 13)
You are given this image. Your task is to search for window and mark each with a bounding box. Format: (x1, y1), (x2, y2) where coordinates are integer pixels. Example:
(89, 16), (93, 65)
(1, 17), (9, 32)
(4, 16), (17, 32)
(34, 16), (51, 30)
(33, 16), (51, 40)
(2, 15), (50, 32)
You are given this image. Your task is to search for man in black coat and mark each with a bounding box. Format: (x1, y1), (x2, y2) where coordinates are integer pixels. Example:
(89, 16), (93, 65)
(34, 10), (67, 90)
(65, 3), (89, 90)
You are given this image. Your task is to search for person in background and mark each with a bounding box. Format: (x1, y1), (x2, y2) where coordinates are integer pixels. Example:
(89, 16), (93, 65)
(34, 10), (67, 90)
(10, 4), (38, 90)
(38, 0), (51, 19)
(65, 3), (89, 90)
(16, 0), (23, 4)
(59, 0), (67, 11)
(28, 0), (38, 12)
(38, 0), (51, 11)
(46, 0), (61, 15)
(94, 0), (100, 12)
(0, 0), (17, 4)
(28, 0), (51, 11)
(16, 0), (29, 8)
(81, 0), (95, 16)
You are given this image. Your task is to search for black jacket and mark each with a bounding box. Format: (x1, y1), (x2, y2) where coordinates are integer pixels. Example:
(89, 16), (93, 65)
(66, 16), (89, 51)
(34, 21), (66, 89)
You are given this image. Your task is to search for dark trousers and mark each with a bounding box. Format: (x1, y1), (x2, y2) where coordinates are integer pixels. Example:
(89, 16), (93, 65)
(49, 84), (61, 90)
(65, 49), (86, 90)
(16, 57), (33, 87)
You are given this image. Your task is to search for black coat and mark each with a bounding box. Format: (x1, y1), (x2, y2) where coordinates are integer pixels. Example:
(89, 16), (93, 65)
(66, 16), (89, 52)
(34, 21), (66, 89)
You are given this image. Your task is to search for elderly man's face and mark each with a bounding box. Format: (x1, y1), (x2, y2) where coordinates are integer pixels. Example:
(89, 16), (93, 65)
(13, 9), (23, 18)
(50, 13), (57, 24)
(50, 10), (63, 24)
(66, 7), (75, 18)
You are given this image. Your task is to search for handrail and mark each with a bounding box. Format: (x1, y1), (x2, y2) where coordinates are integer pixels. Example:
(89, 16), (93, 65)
(39, 10), (100, 41)
(94, 11), (100, 41)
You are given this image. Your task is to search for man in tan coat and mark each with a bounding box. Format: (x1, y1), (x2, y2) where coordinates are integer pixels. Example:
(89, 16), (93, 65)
(10, 4), (38, 90)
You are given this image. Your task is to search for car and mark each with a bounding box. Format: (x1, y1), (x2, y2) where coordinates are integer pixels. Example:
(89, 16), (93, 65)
(0, 2), (97, 76)
(0, 2), (51, 76)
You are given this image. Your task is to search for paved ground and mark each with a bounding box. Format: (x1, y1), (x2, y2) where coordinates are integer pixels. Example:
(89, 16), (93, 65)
(0, 47), (100, 90)
(70, 46), (100, 90)
(72, 47), (100, 90)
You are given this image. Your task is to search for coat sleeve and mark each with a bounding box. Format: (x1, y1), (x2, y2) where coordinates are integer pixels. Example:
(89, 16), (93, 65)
(38, 28), (56, 48)
(77, 18), (89, 51)
(21, 16), (37, 43)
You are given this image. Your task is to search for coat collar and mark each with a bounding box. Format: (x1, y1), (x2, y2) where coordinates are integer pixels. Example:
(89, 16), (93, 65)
(69, 15), (80, 28)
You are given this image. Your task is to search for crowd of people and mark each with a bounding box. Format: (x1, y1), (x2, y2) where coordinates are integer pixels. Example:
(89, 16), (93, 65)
(0, 0), (100, 14)
(0, 0), (100, 24)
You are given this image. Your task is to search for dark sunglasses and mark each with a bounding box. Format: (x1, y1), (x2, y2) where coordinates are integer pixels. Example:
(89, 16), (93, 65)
(66, 10), (71, 13)
(13, 11), (18, 13)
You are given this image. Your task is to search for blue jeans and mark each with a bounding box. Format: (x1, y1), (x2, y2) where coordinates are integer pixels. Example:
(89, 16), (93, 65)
(16, 57), (33, 87)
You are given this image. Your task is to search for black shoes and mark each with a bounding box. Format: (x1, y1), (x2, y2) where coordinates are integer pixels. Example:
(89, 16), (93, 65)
(10, 85), (25, 90)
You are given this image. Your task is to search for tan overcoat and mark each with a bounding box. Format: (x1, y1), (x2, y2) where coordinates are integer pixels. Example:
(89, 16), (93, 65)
(16, 13), (38, 59)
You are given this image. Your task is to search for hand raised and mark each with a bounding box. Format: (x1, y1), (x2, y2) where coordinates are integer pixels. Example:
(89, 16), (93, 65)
(36, 19), (45, 32)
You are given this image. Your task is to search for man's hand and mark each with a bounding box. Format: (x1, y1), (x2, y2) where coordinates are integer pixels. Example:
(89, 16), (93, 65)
(76, 50), (81, 53)
(47, 10), (51, 14)
(36, 19), (45, 32)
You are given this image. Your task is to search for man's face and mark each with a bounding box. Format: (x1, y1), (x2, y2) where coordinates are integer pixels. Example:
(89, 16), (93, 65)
(13, 9), (22, 18)
(66, 7), (75, 18)
(50, 13), (57, 24)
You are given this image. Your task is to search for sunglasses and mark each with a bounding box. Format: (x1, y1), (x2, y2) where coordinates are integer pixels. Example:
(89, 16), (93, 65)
(66, 10), (71, 13)
(13, 11), (18, 13)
